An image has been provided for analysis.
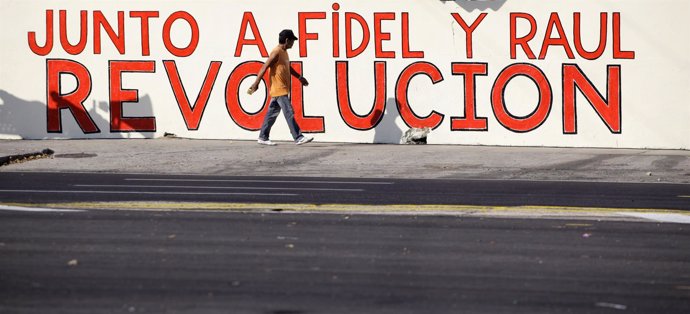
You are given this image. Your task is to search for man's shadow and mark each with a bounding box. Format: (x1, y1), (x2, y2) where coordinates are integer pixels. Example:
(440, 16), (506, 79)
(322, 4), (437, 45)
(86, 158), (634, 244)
(372, 98), (403, 144)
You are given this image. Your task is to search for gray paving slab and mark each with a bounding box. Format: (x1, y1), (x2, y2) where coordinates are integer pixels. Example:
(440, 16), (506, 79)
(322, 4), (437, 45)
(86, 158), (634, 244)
(1, 139), (689, 183)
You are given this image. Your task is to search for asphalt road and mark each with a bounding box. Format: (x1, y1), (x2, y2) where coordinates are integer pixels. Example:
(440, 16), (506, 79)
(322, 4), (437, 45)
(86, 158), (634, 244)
(1, 172), (689, 210)
(1, 171), (689, 313)
(1, 209), (689, 314)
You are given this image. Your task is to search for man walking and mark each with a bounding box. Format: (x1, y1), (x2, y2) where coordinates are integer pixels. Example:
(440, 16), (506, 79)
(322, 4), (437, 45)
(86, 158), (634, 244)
(248, 29), (313, 146)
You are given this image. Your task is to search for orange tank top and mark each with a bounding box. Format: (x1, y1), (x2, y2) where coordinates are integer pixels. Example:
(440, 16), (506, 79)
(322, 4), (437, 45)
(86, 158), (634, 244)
(269, 46), (290, 97)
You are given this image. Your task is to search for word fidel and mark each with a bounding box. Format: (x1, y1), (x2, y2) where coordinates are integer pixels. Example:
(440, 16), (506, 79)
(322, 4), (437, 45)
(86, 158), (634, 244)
(28, 7), (634, 134)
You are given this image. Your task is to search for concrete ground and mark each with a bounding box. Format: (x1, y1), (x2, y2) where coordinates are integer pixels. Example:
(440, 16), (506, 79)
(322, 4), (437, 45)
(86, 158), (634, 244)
(1, 139), (689, 184)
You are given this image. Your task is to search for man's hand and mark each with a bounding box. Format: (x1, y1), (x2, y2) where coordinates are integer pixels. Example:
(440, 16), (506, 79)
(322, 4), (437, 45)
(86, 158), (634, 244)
(299, 76), (309, 86)
(247, 82), (259, 95)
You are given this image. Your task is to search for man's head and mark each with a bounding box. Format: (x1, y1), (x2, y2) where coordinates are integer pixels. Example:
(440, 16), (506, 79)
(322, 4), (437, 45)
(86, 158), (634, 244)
(279, 29), (298, 49)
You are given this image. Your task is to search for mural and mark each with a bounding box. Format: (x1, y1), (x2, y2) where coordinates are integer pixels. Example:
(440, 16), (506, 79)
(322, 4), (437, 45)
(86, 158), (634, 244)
(0, 0), (688, 149)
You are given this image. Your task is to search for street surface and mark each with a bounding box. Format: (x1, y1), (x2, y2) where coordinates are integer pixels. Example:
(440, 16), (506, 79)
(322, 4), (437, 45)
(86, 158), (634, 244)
(1, 171), (689, 313)
(1, 172), (689, 210)
(1, 209), (689, 314)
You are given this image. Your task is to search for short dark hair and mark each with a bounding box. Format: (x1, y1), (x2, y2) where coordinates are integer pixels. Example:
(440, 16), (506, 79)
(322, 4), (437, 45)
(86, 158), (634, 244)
(279, 29), (298, 44)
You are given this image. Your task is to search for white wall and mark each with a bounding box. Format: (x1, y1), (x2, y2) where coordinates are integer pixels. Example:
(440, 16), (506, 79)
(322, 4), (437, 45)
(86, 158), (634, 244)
(1, 0), (688, 149)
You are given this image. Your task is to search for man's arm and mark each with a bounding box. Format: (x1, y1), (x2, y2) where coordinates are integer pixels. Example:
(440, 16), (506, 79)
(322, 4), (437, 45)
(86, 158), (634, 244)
(290, 66), (309, 86)
(248, 49), (280, 93)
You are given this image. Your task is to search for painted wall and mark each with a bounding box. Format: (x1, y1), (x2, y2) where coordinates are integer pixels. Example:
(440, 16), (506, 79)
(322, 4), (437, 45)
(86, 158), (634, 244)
(1, 0), (688, 149)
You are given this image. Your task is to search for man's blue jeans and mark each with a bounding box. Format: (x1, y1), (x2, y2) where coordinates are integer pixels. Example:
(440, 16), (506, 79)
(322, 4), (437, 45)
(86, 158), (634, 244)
(259, 95), (302, 141)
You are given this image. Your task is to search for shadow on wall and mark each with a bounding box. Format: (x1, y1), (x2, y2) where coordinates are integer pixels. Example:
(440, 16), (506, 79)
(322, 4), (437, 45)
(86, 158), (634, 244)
(373, 98), (403, 144)
(0, 90), (44, 139)
(0, 89), (155, 139)
(446, 0), (508, 11)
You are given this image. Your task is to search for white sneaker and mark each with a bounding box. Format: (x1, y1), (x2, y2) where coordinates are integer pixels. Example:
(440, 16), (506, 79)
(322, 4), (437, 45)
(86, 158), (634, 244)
(257, 139), (277, 146)
(295, 136), (313, 145)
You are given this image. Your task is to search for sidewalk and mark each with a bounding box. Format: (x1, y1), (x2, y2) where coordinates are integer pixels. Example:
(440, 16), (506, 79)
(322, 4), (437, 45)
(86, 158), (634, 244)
(1, 139), (689, 184)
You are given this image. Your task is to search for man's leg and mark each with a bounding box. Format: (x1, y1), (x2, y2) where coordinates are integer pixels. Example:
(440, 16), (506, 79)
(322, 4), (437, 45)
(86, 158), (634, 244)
(275, 95), (303, 141)
(258, 98), (282, 140)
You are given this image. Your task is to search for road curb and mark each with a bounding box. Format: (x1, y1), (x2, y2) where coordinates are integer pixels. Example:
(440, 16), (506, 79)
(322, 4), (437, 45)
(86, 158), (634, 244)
(0, 149), (54, 167)
(4, 201), (690, 223)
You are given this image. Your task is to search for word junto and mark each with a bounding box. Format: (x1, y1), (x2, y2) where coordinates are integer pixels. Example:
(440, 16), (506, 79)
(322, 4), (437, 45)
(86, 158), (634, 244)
(28, 10), (198, 56)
